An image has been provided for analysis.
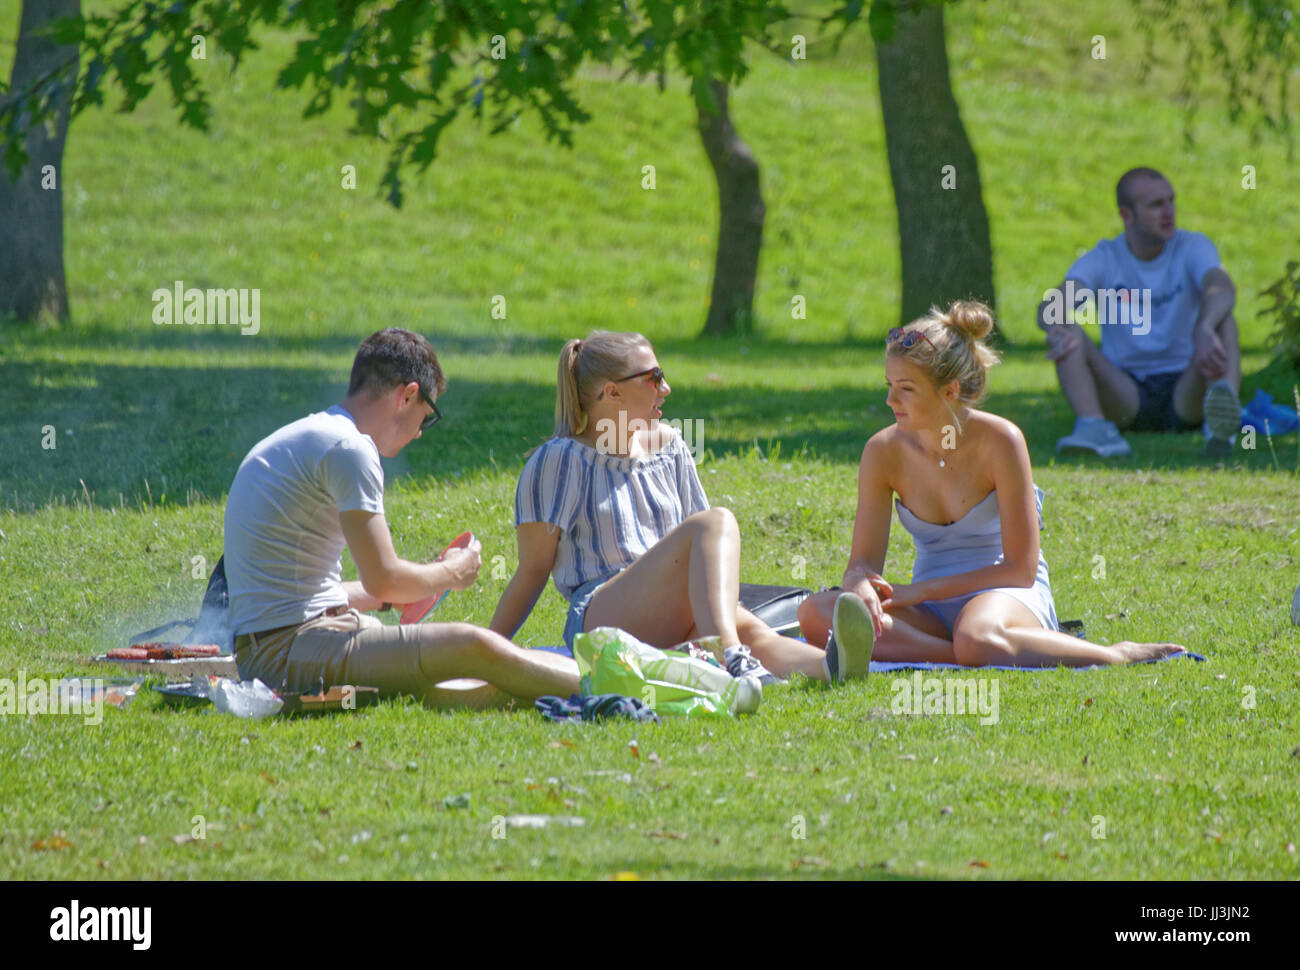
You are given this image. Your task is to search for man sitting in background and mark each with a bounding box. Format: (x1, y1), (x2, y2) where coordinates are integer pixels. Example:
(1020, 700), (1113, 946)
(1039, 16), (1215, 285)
(1038, 167), (1241, 458)
(224, 327), (578, 707)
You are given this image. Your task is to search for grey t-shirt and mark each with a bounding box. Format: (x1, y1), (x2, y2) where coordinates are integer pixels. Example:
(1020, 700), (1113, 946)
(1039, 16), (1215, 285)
(1066, 229), (1220, 379)
(225, 405), (385, 635)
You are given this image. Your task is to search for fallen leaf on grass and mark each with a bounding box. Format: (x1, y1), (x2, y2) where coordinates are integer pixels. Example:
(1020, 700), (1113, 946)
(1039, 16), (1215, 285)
(260, 770), (277, 785)
(32, 834), (71, 851)
(792, 856), (829, 869)
(628, 739), (640, 759)
(968, 859), (991, 869)
(645, 830), (686, 840)
(1053, 852), (1069, 861)
(547, 739), (576, 749)
(1082, 698), (1094, 707)
(349, 740), (363, 751)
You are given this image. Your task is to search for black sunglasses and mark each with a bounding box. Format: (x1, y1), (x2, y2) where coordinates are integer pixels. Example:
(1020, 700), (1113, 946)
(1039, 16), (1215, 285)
(613, 366), (667, 388)
(418, 389), (442, 432)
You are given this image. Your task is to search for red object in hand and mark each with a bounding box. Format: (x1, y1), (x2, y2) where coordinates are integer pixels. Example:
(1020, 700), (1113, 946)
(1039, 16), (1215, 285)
(399, 531), (475, 625)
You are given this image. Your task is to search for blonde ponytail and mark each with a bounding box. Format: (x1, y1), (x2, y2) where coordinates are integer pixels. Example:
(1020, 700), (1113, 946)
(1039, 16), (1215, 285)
(555, 339), (588, 437)
(553, 331), (654, 437)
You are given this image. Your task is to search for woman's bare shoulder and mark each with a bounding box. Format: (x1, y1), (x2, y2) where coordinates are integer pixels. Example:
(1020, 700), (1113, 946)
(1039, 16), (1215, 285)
(969, 409), (1026, 451)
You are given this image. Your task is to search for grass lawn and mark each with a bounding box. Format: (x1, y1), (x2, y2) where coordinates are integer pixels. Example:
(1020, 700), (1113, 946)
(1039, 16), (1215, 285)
(1, 0), (1299, 879)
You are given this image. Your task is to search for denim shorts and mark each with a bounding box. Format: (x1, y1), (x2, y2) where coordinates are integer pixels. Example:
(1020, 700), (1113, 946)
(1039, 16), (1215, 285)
(562, 572), (621, 650)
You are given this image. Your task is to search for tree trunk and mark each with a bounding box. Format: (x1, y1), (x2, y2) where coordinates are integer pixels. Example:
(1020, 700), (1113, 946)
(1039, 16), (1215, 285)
(875, 2), (996, 330)
(697, 80), (764, 336)
(0, 0), (80, 324)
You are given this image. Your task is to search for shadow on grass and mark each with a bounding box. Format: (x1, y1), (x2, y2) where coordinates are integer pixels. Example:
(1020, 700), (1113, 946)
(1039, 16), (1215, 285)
(2, 333), (1296, 508)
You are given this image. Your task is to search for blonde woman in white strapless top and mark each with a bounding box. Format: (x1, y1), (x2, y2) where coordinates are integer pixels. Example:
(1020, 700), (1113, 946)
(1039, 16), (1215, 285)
(798, 302), (1188, 670)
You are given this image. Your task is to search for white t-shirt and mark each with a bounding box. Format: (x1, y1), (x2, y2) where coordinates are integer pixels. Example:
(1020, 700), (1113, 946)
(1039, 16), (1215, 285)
(515, 431), (709, 601)
(1066, 229), (1220, 379)
(225, 405), (385, 635)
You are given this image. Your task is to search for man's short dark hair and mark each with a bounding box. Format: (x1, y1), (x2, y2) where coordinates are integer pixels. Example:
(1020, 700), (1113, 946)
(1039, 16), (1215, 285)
(348, 328), (446, 399)
(1116, 167), (1167, 211)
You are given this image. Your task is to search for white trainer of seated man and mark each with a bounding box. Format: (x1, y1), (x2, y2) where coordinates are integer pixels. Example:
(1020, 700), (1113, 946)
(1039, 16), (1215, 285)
(1037, 167), (1241, 458)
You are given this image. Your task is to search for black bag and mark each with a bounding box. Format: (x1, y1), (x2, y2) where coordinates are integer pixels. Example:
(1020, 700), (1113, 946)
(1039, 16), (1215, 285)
(738, 583), (811, 636)
(130, 556), (232, 652)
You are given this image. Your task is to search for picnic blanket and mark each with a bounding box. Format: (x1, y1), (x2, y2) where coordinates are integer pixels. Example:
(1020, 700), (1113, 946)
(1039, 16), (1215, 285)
(533, 644), (1207, 669)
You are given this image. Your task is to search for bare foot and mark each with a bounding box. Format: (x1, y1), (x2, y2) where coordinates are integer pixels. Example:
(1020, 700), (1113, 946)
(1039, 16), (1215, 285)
(1113, 641), (1187, 663)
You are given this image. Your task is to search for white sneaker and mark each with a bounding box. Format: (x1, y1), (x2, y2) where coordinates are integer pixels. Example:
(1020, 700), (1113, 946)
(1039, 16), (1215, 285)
(1203, 382), (1241, 458)
(1056, 417), (1131, 457)
(724, 675), (763, 716)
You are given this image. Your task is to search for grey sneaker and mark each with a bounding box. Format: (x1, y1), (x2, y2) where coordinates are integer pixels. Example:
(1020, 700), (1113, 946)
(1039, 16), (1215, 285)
(1203, 381), (1241, 458)
(1055, 417), (1132, 458)
(723, 644), (785, 686)
(822, 593), (874, 684)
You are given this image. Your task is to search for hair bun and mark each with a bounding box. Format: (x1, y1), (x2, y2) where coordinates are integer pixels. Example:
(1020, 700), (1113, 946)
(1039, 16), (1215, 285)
(946, 301), (995, 342)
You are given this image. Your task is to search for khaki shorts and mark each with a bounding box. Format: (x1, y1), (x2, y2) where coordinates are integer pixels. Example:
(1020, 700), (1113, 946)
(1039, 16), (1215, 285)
(235, 609), (435, 697)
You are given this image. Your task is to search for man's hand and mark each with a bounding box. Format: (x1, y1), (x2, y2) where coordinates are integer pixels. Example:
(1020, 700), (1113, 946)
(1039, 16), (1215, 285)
(437, 538), (482, 591)
(1044, 324), (1085, 362)
(1193, 325), (1228, 379)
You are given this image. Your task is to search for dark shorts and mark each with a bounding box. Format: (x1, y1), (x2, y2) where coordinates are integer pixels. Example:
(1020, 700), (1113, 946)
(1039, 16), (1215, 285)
(1126, 370), (1200, 433)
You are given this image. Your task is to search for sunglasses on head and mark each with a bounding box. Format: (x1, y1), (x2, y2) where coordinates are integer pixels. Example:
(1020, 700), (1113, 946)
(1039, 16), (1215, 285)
(613, 366), (667, 388)
(887, 327), (937, 352)
(418, 389), (442, 432)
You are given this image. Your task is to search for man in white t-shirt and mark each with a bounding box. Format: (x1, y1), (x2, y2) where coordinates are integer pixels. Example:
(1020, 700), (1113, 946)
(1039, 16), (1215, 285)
(1036, 168), (1241, 458)
(225, 328), (578, 706)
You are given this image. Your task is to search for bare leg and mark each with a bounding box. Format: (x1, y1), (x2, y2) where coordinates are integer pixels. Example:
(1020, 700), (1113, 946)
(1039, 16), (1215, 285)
(410, 622), (580, 699)
(798, 589), (957, 663)
(1054, 329), (1142, 427)
(951, 593), (1186, 667)
(1173, 314), (1241, 422)
(734, 607), (834, 681)
(422, 681), (513, 710)
(582, 508), (742, 647)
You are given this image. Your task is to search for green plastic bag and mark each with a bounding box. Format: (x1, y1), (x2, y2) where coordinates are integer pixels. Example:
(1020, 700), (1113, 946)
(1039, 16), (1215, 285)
(573, 627), (760, 719)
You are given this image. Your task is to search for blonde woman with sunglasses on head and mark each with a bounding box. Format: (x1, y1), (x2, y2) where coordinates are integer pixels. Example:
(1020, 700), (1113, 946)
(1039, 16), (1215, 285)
(798, 302), (1187, 668)
(490, 330), (874, 687)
